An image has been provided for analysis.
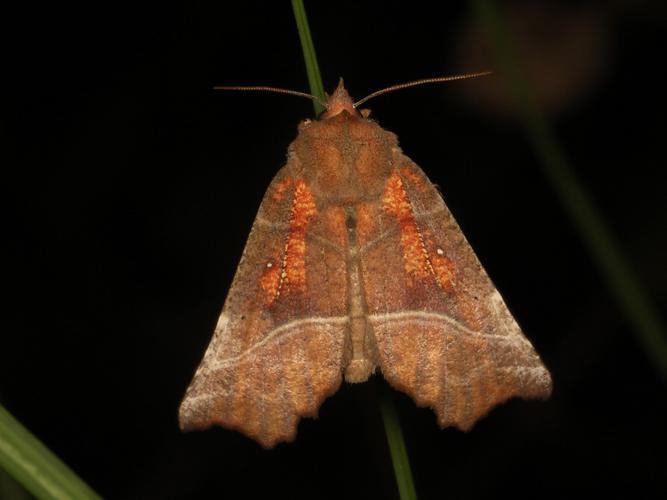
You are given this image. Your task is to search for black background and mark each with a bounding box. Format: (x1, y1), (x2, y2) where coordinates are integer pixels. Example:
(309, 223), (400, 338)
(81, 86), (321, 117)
(2, 1), (666, 499)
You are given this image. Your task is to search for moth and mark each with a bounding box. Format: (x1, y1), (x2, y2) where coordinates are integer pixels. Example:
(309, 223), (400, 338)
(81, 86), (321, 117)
(179, 75), (552, 448)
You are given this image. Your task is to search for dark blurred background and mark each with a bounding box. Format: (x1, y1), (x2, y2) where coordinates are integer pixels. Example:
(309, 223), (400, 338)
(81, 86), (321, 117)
(2, 1), (666, 498)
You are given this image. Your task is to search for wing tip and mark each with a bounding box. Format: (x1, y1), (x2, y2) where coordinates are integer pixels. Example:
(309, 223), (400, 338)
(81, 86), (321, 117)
(382, 361), (553, 432)
(178, 396), (210, 433)
(176, 380), (341, 448)
(434, 369), (553, 431)
(178, 401), (300, 448)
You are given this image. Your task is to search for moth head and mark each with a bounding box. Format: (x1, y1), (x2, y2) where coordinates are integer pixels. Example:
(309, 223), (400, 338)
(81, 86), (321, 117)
(320, 78), (361, 120)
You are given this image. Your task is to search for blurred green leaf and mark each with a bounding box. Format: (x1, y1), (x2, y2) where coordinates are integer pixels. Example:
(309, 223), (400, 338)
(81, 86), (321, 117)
(0, 405), (101, 500)
(472, 0), (667, 383)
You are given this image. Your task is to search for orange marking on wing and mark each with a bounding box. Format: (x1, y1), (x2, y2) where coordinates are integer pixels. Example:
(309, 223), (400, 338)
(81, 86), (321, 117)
(261, 180), (317, 306)
(383, 172), (428, 283)
(284, 180), (317, 293)
(260, 260), (281, 305)
(383, 171), (455, 291)
(400, 166), (427, 191)
(431, 252), (456, 291)
(272, 178), (293, 201)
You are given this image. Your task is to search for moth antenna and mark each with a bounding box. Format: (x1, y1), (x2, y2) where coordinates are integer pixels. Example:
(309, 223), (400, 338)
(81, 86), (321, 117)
(213, 86), (327, 108)
(353, 71), (493, 108)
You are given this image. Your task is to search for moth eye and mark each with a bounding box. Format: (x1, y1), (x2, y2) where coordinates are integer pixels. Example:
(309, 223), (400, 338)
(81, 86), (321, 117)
(297, 119), (313, 133)
(266, 262), (273, 268)
(436, 248), (444, 255)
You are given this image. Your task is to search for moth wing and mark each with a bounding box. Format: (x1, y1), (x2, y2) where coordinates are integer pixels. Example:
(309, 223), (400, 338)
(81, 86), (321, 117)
(179, 165), (349, 448)
(358, 158), (552, 430)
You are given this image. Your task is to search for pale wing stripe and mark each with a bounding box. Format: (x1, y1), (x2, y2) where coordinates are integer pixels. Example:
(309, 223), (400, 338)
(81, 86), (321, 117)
(498, 365), (550, 377)
(369, 310), (512, 341)
(254, 215), (290, 230)
(413, 204), (445, 219)
(307, 232), (345, 254)
(256, 218), (345, 255)
(358, 227), (400, 256)
(356, 210), (446, 256)
(207, 315), (349, 371)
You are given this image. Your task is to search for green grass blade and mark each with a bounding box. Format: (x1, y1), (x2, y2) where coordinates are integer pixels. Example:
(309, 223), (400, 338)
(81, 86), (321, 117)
(379, 387), (418, 500)
(472, 0), (667, 383)
(291, 0), (326, 115)
(0, 405), (101, 500)
(289, 2), (418, 498)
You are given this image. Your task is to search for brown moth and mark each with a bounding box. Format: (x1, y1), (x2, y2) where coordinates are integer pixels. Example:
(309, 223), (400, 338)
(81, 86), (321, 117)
(179, 77), (552, 448)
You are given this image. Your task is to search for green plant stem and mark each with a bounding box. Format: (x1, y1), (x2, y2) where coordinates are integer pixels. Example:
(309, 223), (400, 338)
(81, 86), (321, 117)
(472, 0), (667, 383)
(379, 387), (418, 500)
(291, 0), (326, 115)
(0, 405), (101, 500)
(290, 2), (417, 499)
